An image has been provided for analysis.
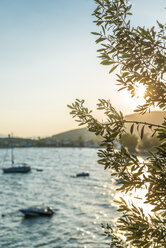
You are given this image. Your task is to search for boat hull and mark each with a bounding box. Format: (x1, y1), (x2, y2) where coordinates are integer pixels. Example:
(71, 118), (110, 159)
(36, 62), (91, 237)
(2, 166), (31, 173)
(76, 172), (89, 177)
(20, 208), (54, 217)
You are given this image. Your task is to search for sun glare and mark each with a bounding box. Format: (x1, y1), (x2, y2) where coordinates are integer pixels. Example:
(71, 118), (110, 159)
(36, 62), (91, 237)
(115, 157), (154, 217)
(134, 84), (146, 105)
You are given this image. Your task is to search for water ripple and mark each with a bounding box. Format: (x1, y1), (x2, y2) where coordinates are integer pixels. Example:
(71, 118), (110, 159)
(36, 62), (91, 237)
(0, 147), (117, 248)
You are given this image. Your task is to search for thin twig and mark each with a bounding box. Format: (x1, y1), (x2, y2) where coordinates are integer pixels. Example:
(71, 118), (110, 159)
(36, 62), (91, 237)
(124, 120), (164, 128)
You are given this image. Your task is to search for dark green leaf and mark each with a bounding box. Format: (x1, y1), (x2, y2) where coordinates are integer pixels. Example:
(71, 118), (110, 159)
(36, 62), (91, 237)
(130, 124), (134, 135)
(141, 125), (145, 139)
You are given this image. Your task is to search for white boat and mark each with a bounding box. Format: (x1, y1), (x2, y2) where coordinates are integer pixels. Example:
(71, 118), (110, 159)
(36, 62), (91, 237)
(19, 207), (54, 217)
(2, 135), (31, 173)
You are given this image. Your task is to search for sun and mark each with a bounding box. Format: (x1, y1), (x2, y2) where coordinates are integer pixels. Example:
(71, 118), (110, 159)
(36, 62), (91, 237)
(133, 84), (146, 106)
(135, 84), (146, 99)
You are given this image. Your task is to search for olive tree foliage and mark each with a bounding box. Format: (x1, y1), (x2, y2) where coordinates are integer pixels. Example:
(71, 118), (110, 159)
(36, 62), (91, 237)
(120, 133), (138, 153)
(68, 0), (166, 247)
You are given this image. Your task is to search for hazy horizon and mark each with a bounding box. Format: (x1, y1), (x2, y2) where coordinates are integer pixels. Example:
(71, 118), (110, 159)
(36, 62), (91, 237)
(0, 0), (165, 137)
(0, 110), (165, 139)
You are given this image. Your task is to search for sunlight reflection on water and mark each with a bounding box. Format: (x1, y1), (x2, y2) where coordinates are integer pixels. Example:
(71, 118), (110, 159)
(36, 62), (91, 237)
(0, 148), (150, 247)
(0, 147), (118, 248)
(114, 156), (154, 217)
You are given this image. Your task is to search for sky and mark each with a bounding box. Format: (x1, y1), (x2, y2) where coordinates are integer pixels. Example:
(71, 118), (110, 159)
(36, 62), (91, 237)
(0, 0), (165, 137)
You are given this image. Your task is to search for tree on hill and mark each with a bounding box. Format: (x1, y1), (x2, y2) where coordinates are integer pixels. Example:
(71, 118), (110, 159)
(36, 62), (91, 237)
(138, 133), (160, 153)
(68, 0), (166, 247)
(120, 133), (138, 153)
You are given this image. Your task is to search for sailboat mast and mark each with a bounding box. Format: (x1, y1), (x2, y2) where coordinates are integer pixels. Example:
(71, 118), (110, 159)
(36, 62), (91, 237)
(11, 145), (14, 165)
(9, 134), (14, 165)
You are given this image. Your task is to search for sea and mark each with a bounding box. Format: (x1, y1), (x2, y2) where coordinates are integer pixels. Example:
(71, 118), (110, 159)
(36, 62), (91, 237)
(0, 147), (119, 248)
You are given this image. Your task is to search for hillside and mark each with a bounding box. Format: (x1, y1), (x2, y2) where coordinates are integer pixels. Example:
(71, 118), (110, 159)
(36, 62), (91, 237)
(0, 111), (165, 148)
(51, 127), (102, 142)
(125, 111), (166, 135)
(125, 111), (166, 125)
(51, 111), (166, 141)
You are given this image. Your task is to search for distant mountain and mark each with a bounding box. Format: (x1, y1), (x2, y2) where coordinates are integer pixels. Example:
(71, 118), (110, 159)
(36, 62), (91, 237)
(125, 111), (166, 125)
(0, 111), (165, 148)
(51, 111), (166, 141)
(51, 127), (102, 142)
(125, 111), (166, 135)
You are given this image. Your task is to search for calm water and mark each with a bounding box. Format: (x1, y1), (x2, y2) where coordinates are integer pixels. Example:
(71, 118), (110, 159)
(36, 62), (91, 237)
(0, 147), (118, 248)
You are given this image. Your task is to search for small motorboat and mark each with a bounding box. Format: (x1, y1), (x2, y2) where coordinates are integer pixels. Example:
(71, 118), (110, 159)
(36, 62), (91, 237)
(19, 206), (54, 217)
(76, 172), (89, 177)
(71, 171), (90, 178)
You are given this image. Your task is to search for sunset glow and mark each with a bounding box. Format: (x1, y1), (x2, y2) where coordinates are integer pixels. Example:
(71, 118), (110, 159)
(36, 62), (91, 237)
(134, 84), (147, 106)
(0, 0), (165, 137)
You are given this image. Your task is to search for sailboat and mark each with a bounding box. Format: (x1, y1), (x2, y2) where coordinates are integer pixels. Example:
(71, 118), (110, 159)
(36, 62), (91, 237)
(2, 135), (31, 173)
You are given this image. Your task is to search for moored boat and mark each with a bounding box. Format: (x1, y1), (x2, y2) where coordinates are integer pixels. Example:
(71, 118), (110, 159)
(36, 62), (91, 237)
(19, 206), (54, 217)
(76, 172), (90, 177)
(2, 134), (31, 174)
(71, 171), (90, 177)
(3, 164), (31, 173)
